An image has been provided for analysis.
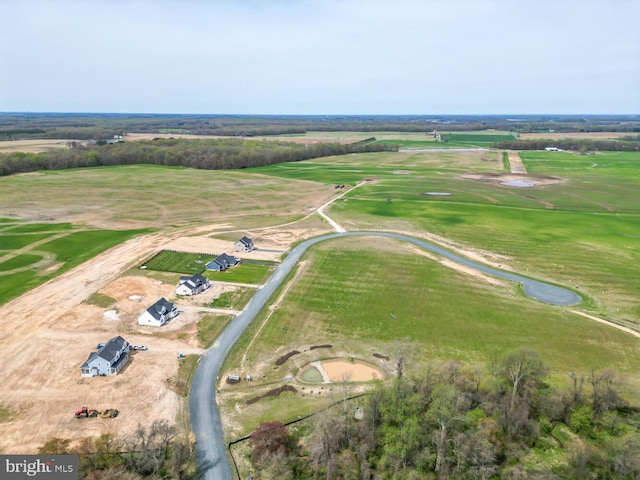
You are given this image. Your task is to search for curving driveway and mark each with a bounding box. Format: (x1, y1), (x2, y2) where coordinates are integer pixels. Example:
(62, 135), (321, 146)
(189, 231), (580, 479)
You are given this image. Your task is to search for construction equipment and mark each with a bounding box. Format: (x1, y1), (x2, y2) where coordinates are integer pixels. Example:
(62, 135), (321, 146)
(74, 406), (118, 419)
(100, 409), (119, 418)
(74, 406), (99, 419)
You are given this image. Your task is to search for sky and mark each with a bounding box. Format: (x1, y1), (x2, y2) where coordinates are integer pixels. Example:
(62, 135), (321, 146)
(1, 0), (639, 115)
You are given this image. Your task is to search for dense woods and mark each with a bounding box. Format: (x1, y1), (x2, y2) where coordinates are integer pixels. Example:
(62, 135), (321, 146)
(492, 138), (640, 152)
(0, 138), (395, 176)
(1, 113), (639, 140)
(243, 350), (640, 479)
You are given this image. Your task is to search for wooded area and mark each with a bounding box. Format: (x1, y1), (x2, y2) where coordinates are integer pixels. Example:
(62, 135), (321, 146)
(243, 350), (640, 479)
(492, 138), (640, 152)
(1, 113), (639, 140)
(0, 138), (395, 176)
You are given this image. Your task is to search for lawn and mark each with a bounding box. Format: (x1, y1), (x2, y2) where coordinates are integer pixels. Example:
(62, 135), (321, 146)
(205, 263), (275, 284)
(142, 250), (210, 274)
(0, 253), (42, 271)
(0, 222), (151, 305)
(209, 287), (256, 310)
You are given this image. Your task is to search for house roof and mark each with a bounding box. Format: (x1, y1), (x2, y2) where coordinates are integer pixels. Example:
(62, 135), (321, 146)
(81, 335), (128, 368)
(98, 335), (129, 362)
(146, 297), (175, 320)
(179, 273), (208, 288)
(238, 236), (253, 245)
(216, 253), (239, 265)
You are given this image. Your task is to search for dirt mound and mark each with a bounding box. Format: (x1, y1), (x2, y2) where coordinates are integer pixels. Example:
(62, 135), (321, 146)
(246, 385), (297, 405)
(310, 344), (332, 350)
(373, 353), (390, 361)
(275, 350), (300, 366)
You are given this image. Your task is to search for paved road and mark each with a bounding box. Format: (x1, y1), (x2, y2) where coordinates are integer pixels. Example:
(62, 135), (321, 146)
(189, 231), (580, 480)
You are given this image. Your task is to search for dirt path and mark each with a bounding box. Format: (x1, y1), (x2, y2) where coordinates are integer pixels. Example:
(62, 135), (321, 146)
(507, 150), (527, 174)
(569, 310), (640, 339)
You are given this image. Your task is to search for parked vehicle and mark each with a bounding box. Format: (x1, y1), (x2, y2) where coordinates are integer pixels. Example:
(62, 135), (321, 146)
(132, 345), (148, 351)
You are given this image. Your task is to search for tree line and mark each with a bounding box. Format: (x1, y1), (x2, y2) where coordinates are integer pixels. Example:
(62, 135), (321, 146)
(246, 349), (640, 479)
(492, 138), (640, 152)
(1, 113), (639, 140)
(0, 138), (396, 176)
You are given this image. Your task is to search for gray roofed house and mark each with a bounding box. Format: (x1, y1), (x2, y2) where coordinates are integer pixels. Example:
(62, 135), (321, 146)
(175, 273), (211, 296)
(206, 253), (241, 271)
(80, 336), (130, 377)
(234, 236), (255, 252)
(137, 297), (179, 326)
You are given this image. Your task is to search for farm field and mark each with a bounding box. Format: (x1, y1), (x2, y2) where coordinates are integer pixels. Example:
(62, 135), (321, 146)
(254, 149), (640, 326)
(0, 140), (638, 456)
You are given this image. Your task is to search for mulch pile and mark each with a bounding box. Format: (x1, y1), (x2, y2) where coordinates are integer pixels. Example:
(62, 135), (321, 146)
(310, 344), (332, 350)
(246, 385), (297, 405)
(275, 350), (300, 366)
(373, 353), (390, 361)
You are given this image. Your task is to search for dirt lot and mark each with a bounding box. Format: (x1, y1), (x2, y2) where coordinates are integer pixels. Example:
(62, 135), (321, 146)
(0, 220), (332, 453)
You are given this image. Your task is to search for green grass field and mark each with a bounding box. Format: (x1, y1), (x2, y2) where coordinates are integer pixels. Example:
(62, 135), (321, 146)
(254, 149), (639, 325)
(0, 221), (151, 305)
(209, 287), (256, 309)
(206, 263), (275, 284)
(142, 250), (210, 274)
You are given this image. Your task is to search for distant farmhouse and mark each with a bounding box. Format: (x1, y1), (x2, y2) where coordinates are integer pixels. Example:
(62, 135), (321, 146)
(206, 253), (240, 272)
(234, 236), (255, 252)
(80, 336), (130, 377)
(544, 147), (563, 152)
(175, 273), (211, 296)
(138, 297), (179, 327)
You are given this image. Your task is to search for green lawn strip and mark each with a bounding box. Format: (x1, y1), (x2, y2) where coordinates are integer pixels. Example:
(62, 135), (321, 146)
(0, 270), (41, 305)
(0, 228), (152, 305)
(205, 263), (274, 284)
(0, 253), (42, 271)
(38, 229), (152, 263)
(1, 233), (53, 249)
(197, 314), (234, 348)
(82, 292), (117, 308)
(174, 354), (201, 397)
(240, 238), (640, 394)
(209, 287), (256, 310)
(142, 250), (211, 274)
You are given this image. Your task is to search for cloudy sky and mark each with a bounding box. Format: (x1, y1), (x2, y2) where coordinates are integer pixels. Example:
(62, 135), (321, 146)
(1, 0), (638, 114)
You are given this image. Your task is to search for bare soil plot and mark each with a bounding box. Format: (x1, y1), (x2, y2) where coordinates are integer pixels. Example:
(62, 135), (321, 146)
(0, 139), (74, 153)
(506, 150), (527, 174)
(461, 172), (563, 187)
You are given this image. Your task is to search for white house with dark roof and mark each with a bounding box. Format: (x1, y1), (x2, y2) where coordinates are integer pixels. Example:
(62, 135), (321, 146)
(206, 253), (241, 272)
(80, 336), (130, 377)
(137, 297), (179, 327)
(234, 236), (255, 252)
(175, 273), (211, 296)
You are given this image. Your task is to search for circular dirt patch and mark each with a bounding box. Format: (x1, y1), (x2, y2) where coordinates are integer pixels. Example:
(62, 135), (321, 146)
(299, 358), (385, 383)
(461, 173), (562, 187)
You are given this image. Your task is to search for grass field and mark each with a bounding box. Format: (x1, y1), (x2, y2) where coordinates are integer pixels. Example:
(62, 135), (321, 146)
(142, 250), (210, 274)
(0, 164), (335, 230)
(206, 263), (274, 284)
(0, 221), (151, 305)
(209, 287), (255, 309)
(254, 149), (640, 325)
